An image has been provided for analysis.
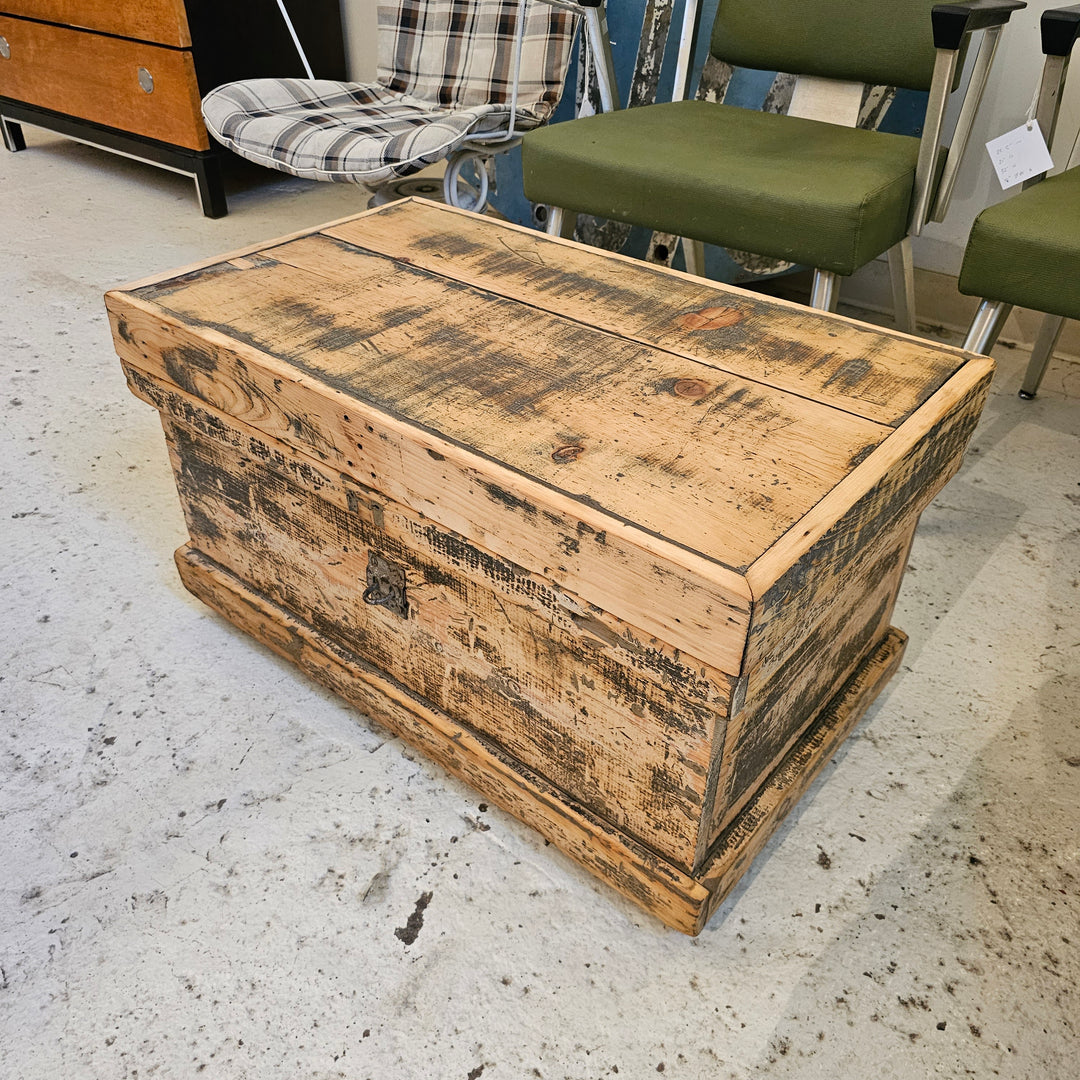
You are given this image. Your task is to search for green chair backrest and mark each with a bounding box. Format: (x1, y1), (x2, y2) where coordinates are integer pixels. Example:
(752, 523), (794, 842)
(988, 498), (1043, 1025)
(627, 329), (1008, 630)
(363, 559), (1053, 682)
(711, 0), (945, 92)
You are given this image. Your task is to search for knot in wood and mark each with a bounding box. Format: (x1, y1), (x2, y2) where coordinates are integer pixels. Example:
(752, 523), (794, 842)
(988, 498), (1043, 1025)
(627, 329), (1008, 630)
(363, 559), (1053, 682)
(551, 444), (584, 463)
(676, 306), (744, 332)
(673, 379), (711, 400)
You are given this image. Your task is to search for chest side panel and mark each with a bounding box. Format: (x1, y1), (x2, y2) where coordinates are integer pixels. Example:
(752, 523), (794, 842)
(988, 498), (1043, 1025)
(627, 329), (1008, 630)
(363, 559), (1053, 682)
(701, 364), (994, 858)
(132, 365), (734, 870)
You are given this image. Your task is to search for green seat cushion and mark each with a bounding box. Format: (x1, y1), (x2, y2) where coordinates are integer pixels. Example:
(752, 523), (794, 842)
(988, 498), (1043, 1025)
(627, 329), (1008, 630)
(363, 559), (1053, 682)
(958, 166), (1080, 321)
(522, 101), (921, 276)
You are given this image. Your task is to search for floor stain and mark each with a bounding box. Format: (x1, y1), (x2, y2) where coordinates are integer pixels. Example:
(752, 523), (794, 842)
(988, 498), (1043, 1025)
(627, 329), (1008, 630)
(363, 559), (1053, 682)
(394, 890), (433, 945)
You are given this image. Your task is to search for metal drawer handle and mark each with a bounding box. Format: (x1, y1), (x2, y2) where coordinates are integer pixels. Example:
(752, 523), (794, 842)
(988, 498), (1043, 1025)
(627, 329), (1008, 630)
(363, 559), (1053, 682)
(0, 37), (10, 60)
(138, 67), (154, 94)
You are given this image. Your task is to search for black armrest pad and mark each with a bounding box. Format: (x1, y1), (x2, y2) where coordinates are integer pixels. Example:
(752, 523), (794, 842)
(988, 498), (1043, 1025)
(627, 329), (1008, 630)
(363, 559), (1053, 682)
(1042, 5), (1080, 55)
(932, 0), (1026, 51)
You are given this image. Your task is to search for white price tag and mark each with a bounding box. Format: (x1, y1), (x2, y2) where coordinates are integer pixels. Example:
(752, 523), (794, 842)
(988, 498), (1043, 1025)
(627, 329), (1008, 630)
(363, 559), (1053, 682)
(985, 122), (1054, 189)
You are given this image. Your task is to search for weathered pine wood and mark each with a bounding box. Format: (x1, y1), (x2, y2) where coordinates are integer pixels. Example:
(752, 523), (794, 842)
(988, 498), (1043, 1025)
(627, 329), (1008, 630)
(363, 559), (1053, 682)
(324, 200), (968, 426)
(107, 200), (994, 931)
(125, 233), (890, 572)
(122, 362), (735, 709)
(704, 520), (917, 857)
(2, 0), (191, 46)
(108, 292), (755, 676)
(0, 15), (207, 149)
(145, 386), (734, 867)
(699, 367), (992, 855)
(174, 545), (714, 935)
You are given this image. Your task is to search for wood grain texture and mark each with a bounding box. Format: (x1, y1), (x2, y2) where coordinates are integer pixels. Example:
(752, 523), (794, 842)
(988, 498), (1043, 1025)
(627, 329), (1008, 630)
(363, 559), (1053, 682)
(107, 200), (994, 930)
(125, 233), (890, 573)
(698, 365), (994, 855)
(175, 544), (713, 935)
(1, 1), (191, 46)
(704, 519), (917, 858)
(142, 381), (734, 868)
(107, 291), (755, 676)
(0, 15), (206, 148)
(324, 200), (968, 427)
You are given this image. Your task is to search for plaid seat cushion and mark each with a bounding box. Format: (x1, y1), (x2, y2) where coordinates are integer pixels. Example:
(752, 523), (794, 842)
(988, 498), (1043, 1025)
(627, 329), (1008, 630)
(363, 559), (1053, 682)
(201, 1), (577, 186)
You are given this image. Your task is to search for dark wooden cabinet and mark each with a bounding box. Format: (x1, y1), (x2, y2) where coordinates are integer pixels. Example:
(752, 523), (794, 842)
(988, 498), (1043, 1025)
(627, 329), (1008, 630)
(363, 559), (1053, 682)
(0, 0), (346, 216)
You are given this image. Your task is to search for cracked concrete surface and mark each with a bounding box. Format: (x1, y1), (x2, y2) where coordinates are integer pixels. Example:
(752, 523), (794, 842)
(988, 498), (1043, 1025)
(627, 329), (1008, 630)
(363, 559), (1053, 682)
(1, 129), (1078, 1079)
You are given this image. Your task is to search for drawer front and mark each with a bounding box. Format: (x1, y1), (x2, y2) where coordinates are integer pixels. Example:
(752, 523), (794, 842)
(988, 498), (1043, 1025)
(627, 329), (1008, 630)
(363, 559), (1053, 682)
(0, 1), (190, 46)
(0, 16), (207, 149)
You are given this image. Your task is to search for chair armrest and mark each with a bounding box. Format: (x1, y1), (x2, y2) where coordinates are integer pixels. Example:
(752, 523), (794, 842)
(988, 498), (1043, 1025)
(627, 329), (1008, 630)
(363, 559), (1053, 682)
(932, 0), (1027, 51)
(916, 1), (1025, 229)
(1042, 5), (1080, 56)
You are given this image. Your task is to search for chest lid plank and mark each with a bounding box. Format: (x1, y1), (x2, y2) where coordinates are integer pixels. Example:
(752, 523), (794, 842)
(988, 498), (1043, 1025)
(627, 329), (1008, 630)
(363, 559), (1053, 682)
(106, 199), (992, 676)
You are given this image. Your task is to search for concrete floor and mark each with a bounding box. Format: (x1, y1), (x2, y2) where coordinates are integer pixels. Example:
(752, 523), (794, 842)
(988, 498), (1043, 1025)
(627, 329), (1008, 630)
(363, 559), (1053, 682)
(1, 129), (1078, 1080)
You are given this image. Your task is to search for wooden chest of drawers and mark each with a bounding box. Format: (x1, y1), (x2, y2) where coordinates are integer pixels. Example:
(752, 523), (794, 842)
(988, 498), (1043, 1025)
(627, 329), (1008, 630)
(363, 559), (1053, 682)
(0, 0), (345, 216)
(106, 200), (994, 933)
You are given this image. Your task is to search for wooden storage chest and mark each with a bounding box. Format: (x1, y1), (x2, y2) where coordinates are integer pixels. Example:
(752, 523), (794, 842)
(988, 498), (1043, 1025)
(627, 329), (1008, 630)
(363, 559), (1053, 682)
(106, 199), (993, 934)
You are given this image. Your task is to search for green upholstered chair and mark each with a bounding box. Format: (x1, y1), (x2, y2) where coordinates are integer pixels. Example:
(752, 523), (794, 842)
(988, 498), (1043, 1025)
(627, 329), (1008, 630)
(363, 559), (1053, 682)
(960, 5), (1080, 398)
(522, 0), (1026, 330)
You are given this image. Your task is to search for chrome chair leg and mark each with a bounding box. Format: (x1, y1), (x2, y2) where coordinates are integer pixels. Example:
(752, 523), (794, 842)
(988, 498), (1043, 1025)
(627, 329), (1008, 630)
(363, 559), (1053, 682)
(682, 238), (706, 277)
(544, 205), (576, 238)
(962, 298), (1012, 354)
(810, 269), (840, 312)
(887, 236), (916, 334)
(1019, 313), (1066, 399)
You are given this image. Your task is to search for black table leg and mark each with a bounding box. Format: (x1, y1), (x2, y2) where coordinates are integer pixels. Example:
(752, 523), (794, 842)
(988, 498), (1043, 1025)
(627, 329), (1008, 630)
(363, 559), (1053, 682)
(193, 153), (228, 218)
(2, 116), (26, 152)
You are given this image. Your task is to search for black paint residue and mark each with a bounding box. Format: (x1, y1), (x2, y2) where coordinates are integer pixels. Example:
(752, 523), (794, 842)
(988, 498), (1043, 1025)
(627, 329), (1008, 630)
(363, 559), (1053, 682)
(394, 891), (433, 945)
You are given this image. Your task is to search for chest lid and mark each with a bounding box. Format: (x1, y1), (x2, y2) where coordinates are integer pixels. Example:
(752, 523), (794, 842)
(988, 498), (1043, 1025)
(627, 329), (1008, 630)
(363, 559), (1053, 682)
(107, 199), (992, 676)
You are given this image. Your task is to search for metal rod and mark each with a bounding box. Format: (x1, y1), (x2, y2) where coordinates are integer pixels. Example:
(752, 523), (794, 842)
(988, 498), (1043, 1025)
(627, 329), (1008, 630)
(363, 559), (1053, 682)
(809, 269), (840, 312)
(672, 0), (704, 103)
(583, 5), (620, 112)
(682, 238), (706, 276)
(887, 237), (916, 334)
(274, 0), (313, 79)
(545, 205), (566, 236)
(1019, 314), (1066, 398)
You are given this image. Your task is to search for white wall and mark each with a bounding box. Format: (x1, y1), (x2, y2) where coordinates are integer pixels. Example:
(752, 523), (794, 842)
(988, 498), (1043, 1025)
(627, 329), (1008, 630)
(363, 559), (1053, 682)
(340, 0), (379, 82)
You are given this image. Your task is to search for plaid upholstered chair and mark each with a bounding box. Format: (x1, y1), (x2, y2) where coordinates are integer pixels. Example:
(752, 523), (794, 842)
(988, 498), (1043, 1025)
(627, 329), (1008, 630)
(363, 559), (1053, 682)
(959, 5), (1080, 399)
(202, 0), (616, 212)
